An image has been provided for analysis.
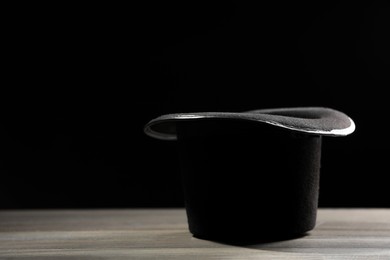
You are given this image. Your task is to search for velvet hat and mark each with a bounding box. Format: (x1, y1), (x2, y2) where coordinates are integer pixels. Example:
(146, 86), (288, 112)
(144, 107), (355, 242)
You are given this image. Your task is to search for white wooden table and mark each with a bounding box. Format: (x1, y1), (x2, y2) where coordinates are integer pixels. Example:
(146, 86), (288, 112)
(0, 208), (389, 259)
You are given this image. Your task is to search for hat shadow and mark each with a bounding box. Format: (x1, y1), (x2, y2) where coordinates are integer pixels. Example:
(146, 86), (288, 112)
(193, 231), (309, 248)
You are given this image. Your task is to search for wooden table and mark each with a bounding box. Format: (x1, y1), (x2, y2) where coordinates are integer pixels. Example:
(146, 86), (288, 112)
(0, 208), (389, 259)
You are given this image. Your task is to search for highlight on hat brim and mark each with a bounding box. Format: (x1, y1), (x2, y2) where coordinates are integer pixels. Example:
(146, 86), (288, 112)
(144, 107), (356, 141)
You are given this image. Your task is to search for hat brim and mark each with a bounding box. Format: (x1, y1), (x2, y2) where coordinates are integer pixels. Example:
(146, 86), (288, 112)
(144, 107), (355, 141)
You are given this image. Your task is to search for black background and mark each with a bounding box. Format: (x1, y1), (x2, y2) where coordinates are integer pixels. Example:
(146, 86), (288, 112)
(1, 1), (389, 208)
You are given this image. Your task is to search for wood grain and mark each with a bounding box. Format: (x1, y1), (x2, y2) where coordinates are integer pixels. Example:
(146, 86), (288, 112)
(0, 209), (389, 259)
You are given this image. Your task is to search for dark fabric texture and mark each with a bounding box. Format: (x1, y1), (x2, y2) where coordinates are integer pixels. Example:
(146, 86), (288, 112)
(177, 120), (322, 241)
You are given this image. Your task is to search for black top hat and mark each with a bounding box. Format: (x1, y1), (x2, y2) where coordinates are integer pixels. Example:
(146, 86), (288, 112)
(144, 107), (355, 140)
(143, 107), (356, 241)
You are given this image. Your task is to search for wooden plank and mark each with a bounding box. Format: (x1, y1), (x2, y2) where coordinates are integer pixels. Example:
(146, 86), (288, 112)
(0, 209), (389, 259)
(0, 209), (188, 231)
